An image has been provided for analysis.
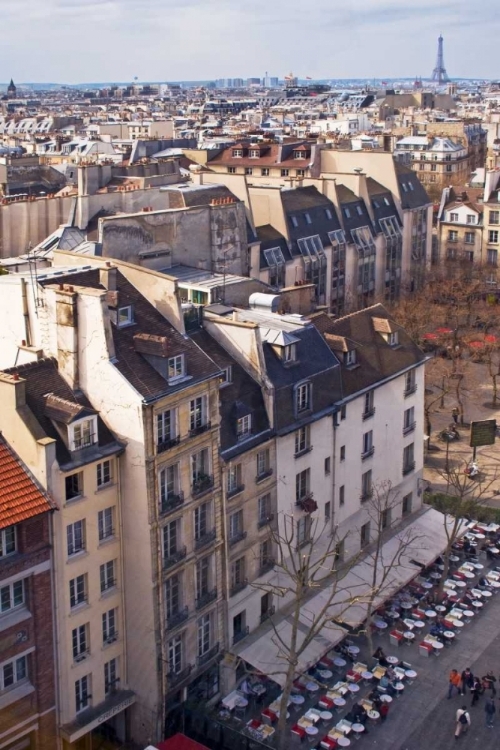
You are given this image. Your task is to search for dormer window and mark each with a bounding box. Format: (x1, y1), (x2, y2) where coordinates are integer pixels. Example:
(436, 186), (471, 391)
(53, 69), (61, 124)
(325, 208), (333, 220)
(291, 216), (299, 228)
(384, 197), (390, 206)
(293, 151), (303, 159)
(283, 344), (296, 363)
(249, 149), (260, 158)
(167, 354), (185, 383)
(356, 205), (363, 216)
(232, 149), (243, 157)
(344, 349), (357, 367)
(118, 305), (134, 327)
(304, 213), (312, 225)
(237, 414), (252, 441)
(70, 417), (98, 451)
(388, 332), (399, 347)
(220, 365), (233, 387)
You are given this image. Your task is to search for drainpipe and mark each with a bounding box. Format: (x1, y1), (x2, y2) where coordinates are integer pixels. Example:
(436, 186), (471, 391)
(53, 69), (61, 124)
(48, 511), (63, 750)
(331, 411), (338, 537)
(116, 452), (129, 730)
(21, 277), (32, 346)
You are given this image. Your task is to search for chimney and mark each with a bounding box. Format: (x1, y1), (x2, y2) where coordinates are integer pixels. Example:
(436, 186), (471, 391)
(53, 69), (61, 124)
(55, 288), (79, 390)
(0, 371), (27, 409)
(99, 262), (117, 291)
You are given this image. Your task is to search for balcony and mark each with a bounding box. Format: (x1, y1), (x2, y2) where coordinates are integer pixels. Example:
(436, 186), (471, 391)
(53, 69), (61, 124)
(197, 642), (220, 667)
(404, 384), (417, 398)
(195, 528), (217, 551)
(159, 491), (184, 517)
(362, 407), (376, 421)
(230, 579), (248, 597)
(163, 546), (187, 571)
(167, 606), (189, 630)
(157, 435), (181, 455)
(229, 530), (247, 547)
(403, 461), (416, 476)
(403, 421), (417, 436)
(361, 446), (375, 461)
(295, 494), (318, 514)
(256, 469), (273, 484)
(257, 513), (274, 529)
(192, 475), (214, 498)
(260, 606), (275, 624)
(232, 626), (250, 645)
(259, 559), (275, 576)
(189, 421), (211, 438)
(167, 664), (192, 688)
(227, 484), (245, 500)
(196, 588), (217, 611)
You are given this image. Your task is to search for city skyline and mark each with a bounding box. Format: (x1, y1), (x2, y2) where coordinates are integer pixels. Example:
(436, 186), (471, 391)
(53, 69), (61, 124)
(1, 0), (499, 83)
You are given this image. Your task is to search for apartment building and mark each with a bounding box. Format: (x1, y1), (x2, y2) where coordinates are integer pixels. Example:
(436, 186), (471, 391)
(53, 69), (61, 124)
(0, 437), (56, 750)
(394, 136), (469, 190)
(204, 140), (325, 181)
(0, 360), (127, 750)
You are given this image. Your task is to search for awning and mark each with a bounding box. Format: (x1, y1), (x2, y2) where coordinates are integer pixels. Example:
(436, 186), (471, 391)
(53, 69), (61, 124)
(157, 735), (210, 750)
(61, 690), (135, 743)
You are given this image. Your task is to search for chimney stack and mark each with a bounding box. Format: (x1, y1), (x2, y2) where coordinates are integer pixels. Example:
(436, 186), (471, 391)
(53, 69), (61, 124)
(99, 264), (117, 291)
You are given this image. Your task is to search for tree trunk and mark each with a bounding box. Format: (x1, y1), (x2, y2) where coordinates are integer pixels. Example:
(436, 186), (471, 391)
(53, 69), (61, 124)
(277, 660), (298, 750)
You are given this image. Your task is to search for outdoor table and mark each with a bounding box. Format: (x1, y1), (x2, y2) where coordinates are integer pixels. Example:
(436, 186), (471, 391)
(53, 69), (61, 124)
(400, 601), (412, 610)
(425, 610), (437, 619)
(260, 725), (275, 739)
(480, 589), (493, 598)
(337, 738), (351, 748)
(387, 608), (400, 618)
(429, 640), (444, 651)
(489, 547), (499, 554)
(291, 694), (305, 705)
(380, 693), (393, 703)
(348, 683), (360, 694)
(472, 533), (486, 540)
(413, 620), (425, 629)
(459, 571), (475, 579)
(306, 682), (319, 693)
(320, 711), (333, 723)
(435, 605), (447, 613)
(306, 726), (319, 738)
(462, 609), (474, 618)
(472, 563), (484, 569)
(421, 581), (433, 589)
(222, 690), (246, 710)
(333, 697), (346, 708)
(236, 697), (249, 708)
(450, 618), (464, 627)
(352, 723), (365, 738)
(453, 580), (466, 588)
(252, 684), (267, 696)
(405, 669), (417, 681)
(386, 655), (399, 665)
(319, 670), (333, 680)
(403, 631), (415, 643)
(334, 658), (347, 668)
(368, 710), (380, 721)
(274, 710), (290, 720)
(430, 572), (441, 580)
(362, 671), (373, 682)
(374, 621), (388, 630)
(443, 579), (457, 588)
(450, 555), (460, 563)
(488, 581), (500, 589)
(347, 646), (360, 656)
(394, 682), (405, 695)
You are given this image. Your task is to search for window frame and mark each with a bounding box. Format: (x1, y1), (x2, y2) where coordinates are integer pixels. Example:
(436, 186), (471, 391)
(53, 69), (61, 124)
(167, 354), (185, 383)
(96, 460), (111, 488)
(100, 560), (116, 593)
(0, 526), (16, 558)
(296, 382), (311, 413)
(0, 654), (28, 692)
(0, 579), (25, 614)
(117, 306), (134, 327)
(75, 675), (91, 713)
(69, 574), (86, 609)
(98, 507), (114, 542)
(67, 520), (86, 556)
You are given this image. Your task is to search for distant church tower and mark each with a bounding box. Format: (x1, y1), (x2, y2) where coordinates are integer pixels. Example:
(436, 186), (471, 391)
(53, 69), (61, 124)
(7, 79), (16, 98)
(431, 36), (450, 84)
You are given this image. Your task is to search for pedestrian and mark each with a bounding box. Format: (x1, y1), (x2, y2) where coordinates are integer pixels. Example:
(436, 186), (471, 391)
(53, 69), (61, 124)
(452, 407), (459, 424)
(455, 706), (470, 739)
(460, 668), (473, 696)
(448, 669), (462, 699)
(471, 677), (482, 707)
(485, 697), (496, 727)
(482, 671), (497, 697)
(380, 702), (390, 722)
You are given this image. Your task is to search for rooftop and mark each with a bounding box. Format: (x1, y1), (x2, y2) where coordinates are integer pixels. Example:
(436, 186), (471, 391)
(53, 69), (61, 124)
(0, 437), (54, 528)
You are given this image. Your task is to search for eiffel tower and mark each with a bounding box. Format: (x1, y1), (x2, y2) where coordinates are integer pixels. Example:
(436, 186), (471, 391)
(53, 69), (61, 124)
(431, 35), (450, 84)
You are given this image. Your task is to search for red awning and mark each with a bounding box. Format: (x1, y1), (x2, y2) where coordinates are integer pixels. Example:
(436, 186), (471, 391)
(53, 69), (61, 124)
(436, 327), (453, 334)
(485, 335), (497, 343)
(157, 734), (210, 750)
(469, 341), (485, 349)
(422, 333), (438, 340)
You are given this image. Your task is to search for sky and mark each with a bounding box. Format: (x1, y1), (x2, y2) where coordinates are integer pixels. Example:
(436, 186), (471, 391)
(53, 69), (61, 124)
(1, 0), (499, 83)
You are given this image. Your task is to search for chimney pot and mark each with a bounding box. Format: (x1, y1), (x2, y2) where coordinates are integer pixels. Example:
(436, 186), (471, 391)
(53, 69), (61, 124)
(13, 373), (19, 381)
(69, 286), (74, 292)
(59, 283), (63, 290)
(106, 261), (112, 267)
(21, 339), (26, 346)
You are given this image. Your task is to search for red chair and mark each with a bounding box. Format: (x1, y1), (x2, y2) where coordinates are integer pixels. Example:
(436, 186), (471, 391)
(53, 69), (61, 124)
(291, 724), (306, 740)
(346, 670), (362, 683)
(293, 680), (306, 692)
(261, 708), (278, 725)
(318, 696), (334, 710)
(320, 736), (337, 749)
(319, 657), (334, 669)
(248, 719), (261, 730)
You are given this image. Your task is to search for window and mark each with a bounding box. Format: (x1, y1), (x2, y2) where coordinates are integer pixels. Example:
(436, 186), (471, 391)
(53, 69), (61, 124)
(258, 494), (272, 525)
(466, 215), (476, 225)
(419, 163), (425, 171)
(98, 507), (114, 541)
(340, 404), (347, 420)
(325, 208), (333, 220)
(489, 210), (500, 225)
(383, 197), (390, 206)
(362, 430), (373, 458)
(463, 250), (474, 263)
(363, 390), (374, 418)
(232, 149), (243, 157)
(237, 414), (252, 441)
(282, 343), (296, 363)
(227, 464), (242, 495)
(167, 355), (185, 383)
(295, 425), (311, 455)
(296, 169), (305, 177)
(296, 382), (311, 412)
(159, 463), (181, 508)
(430, 164), (437, 172)
(388, 332), (399, 347)
(0, 526), (16, 558)
(324, 457), (331, 475)
(261, 168), (270, 176)
(191, 449), (210, 487)
(403, 406), (415, 434)
(295, 469), (310, 502)
(67, 520), (85, 556)
(488, 249), (498, 266)
(249, 149), (260, 158)
(304, 212), (312, 225)
(361, 470), (372, 501)
(297, 516), (310, 547)
(104, 658), (118, 695)
(260, 539), (273, 570)
(402, 493), (412, 517)
(404, 370), (416, 396)
(0, 579), (24, 613)
(100, 560), (116, 593)
(464, 231), (475, 245)
(117, 306), (134, 327)
(190, 396), (208, 432)
(75, 675), (91, 713)
(69, 575), (86, 608)
(360, 521), (370, 548)
(291, 215), (299, 228)
(165, 574), (181, 620)
(489, 230), (499, 244)
(281, 169), (289, 177)
(198, 613), (212, 657)
(325, 501), (331, 521)
(229, 510), (244, 541)
(102, 608), (117, 644)
(168, 634), (183, 675)
(72, 624), (89, 660)
(381, 508), (391, 530)
(194, 502), (210, 541)
(339, 485), (345, 507)
(446, 165), (452, 173)
(1, 655), (27, 692)
(70, 417), (97, 451)
(97, 460), (111, 488)
(231, 557), (246, 592)
(344, 208), (351, 218)
(448, 230), (458, 242)
(340, 445), (346, 462)
(65, 472), (83, 501)
(157, 409), (177, 448)
(219, 366), (232, 387)
(163, 519), (180, 560)
(196, 555), (212, 599)
(256, 448), (271, 478)
(403, 443), (415, 474)
(244, 167), (253, 176)
(344, 350), (356, 367)
(356, 205), (363, 216)
(228, 167), (236, 174)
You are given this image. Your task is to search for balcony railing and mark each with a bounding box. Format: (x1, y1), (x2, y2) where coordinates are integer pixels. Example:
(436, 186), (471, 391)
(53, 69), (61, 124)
(195, 528), (216, 551)
(256, 469), (273, 483)
(258, 513), (274, 529)
(163, 546), (187, 571)
(229, 530), (247, 547)
(167, 664), (192, 688)
(259, 559), (275, 576)
(166, 606), (189, 630)
(403, 421), (416, 436)
(232, 626), (250, 645)
(294, 445), (312, 459)
(230, 579), (248, 597)
(192, 475), (214, 498)
(196, 588), (217, 611)
(159, 491), (184, 517)
(403, 461), (416, 476)
(189, 421), (211, 438)
(197, 642), (219, 667)
(360, 491), (373, 503)
(362, 407), (376, 421)
(157, 435), (181, 454)
(260, 606), (275, 624)
(361, 446), (375, 461)
(227, 484), (245, 500)
(295, 494), (318, 513)
(404, 384), (417, 397)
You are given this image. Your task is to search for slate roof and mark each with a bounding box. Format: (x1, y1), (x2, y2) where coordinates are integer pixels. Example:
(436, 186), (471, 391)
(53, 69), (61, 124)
(257, 224), (292, 269)
(0, 437), (55, 529)
(395, 163), (431, 210)
(311, 304), (426, 397)
(336, 184), (376, 241)
(162, 184), (239, 209)
(280, 185), (342, 256)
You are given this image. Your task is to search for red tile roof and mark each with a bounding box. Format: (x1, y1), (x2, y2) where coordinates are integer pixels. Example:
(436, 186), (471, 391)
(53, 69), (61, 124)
(0, 438), (55, 529)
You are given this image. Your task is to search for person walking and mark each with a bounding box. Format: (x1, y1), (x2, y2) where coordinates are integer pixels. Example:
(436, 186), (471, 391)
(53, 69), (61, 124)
(455, 706), (470, 739)
(460, 668), (473, 696)
(485, 697), (496, 727)
(448, 669), (462, 699)
(482, 671), (497, 697)
(452, 407), (459, 424)
(471, 677), (482, 707)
